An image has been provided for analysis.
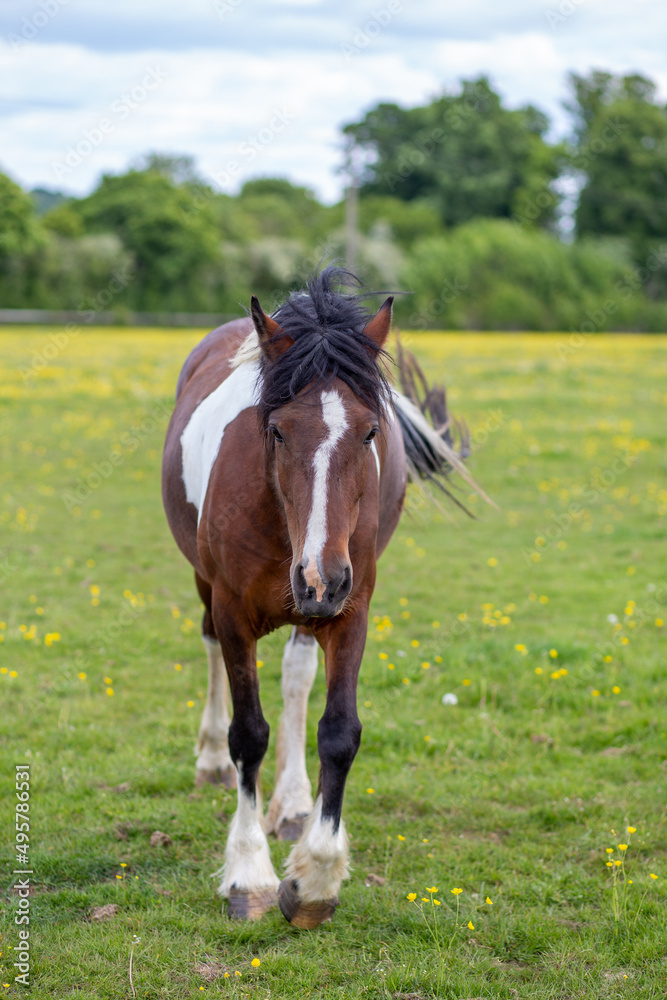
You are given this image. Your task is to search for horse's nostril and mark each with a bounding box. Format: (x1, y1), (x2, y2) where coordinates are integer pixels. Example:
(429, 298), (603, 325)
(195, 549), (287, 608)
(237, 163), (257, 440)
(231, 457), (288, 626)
(331, 565), (352, 602)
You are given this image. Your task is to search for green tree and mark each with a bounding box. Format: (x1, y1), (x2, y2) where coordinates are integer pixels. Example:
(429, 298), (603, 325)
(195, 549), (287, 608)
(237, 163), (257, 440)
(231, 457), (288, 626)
(74, 165), (222, 310)
(569, 71), (667, 283)
(343, 78), (564, 230)
(400, 219), (666, 331)
(0, 170), (43, 306)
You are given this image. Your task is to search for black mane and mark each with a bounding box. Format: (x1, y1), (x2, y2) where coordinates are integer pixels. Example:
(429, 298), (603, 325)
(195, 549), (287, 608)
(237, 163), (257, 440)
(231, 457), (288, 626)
(258, 266), (390, 427)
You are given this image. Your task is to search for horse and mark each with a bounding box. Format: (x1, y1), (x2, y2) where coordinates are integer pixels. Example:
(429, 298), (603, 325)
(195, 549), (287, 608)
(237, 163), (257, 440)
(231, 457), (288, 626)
(161, 266), (476, 929)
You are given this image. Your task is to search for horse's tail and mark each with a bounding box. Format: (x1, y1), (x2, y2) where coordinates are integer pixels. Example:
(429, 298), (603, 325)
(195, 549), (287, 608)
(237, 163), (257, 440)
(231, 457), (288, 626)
(392, 340), (495, 514)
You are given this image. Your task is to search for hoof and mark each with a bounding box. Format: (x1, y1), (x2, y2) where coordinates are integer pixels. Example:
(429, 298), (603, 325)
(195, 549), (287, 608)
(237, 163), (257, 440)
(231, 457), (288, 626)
(278, 879), (338, 929)
(276, 816), (307, 841)
(226, 887), (277, 920)
(195, 765), (236, 789)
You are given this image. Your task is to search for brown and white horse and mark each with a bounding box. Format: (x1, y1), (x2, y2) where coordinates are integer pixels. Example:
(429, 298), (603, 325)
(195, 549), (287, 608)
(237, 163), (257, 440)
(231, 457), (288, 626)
(162, 267), (473, 928)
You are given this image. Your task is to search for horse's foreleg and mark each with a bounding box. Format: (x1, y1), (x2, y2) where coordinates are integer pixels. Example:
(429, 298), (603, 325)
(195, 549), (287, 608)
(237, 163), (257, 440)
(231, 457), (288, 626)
(195, 635), (236, 788)
(213, 605), (278, 919)
(279, 612), (366, 928)
(265, 627), (318, 840)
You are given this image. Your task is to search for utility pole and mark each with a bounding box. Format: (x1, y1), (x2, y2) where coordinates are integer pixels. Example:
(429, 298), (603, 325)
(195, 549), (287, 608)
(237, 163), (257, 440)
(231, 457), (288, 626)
(344, 140), (360, 273)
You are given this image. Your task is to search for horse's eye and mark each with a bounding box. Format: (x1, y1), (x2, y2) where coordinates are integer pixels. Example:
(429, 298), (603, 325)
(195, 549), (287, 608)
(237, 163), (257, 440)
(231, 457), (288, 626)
(364, 428), (378, 444)
(270, 426), (284, 444)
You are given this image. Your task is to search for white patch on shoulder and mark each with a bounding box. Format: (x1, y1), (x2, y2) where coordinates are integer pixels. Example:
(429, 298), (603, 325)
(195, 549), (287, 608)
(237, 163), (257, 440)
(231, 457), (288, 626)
(181, 361), (260, 522)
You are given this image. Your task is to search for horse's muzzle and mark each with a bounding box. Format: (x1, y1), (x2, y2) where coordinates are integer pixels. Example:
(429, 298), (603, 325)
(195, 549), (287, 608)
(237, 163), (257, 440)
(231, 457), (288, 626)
(292, 560), (352, 618)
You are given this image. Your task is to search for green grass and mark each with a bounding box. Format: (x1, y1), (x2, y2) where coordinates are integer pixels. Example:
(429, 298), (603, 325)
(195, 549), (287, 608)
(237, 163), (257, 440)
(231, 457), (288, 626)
(1, 328), (666, 999)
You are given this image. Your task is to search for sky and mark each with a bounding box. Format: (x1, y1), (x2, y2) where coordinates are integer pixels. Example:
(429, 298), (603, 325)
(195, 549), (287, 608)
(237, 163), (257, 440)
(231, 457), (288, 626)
(1, 0), (666, 203)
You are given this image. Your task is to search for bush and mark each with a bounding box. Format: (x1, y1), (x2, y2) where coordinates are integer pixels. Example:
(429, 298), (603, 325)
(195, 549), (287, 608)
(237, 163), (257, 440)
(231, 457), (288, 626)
(399, 219), (667, 330)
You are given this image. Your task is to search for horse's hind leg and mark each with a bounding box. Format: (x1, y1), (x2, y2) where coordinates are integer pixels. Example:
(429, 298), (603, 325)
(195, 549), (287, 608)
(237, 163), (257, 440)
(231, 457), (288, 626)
(194, 572), (235, 789)
(265, 627), (317, 840)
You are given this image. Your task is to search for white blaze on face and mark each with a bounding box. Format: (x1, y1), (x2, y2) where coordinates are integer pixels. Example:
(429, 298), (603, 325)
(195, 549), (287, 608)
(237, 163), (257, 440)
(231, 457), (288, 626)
(301, 390), (349, 601)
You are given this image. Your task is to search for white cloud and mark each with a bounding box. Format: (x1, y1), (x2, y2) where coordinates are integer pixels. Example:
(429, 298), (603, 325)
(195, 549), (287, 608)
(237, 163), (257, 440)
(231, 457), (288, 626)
(1, 0), (665, 200)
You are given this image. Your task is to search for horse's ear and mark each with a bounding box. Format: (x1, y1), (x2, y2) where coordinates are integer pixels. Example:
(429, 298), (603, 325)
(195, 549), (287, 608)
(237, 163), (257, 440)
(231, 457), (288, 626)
(250, 296), (293, 361)
(362, 296), (394, 348)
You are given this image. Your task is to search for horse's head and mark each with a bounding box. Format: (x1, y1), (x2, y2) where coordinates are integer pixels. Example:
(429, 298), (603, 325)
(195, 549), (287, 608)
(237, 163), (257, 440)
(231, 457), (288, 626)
(251, 293), (393, 618)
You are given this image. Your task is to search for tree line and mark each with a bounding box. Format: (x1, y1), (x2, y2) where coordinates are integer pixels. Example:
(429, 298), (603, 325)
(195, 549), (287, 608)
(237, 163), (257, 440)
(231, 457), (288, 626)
(1, 69), (666, 329)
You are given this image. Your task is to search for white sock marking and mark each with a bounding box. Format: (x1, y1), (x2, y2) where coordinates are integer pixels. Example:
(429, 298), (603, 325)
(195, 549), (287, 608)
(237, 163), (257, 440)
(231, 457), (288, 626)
(302, 391), (348, 597)
(266, 630), (317, 833)
(196, 636), (233, 775)
(284, 794), (350, 903)
(217, 763), (279, 896)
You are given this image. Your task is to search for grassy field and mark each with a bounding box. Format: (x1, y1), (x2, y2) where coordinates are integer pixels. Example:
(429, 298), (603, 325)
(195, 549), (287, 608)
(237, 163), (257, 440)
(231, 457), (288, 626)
(1, 327), (666, 999)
